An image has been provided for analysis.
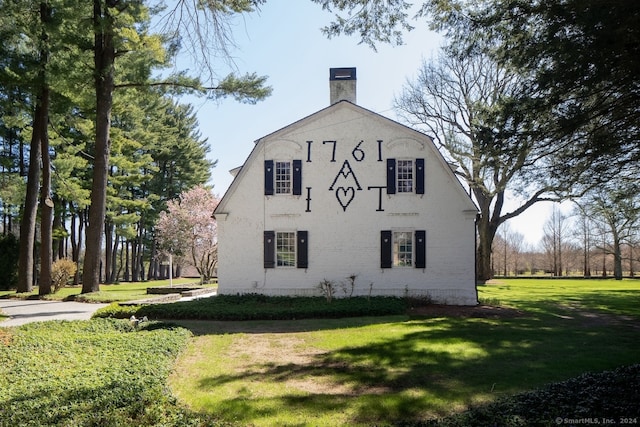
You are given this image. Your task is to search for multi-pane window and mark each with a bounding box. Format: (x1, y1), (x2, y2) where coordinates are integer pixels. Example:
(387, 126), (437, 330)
(397, 160), (414, 193)
(393, 231), (413, 267)
(265, 230), (308, 269)
(275, 161), (291, 194)
(276, 231), (296, 267)
(381, 230), (425, 269)
(265, 160), (302, 196)
(386, 158), (424, 195)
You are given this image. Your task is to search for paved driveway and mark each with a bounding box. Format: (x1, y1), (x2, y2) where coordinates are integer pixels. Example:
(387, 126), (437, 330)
(0, 299), (109, 327)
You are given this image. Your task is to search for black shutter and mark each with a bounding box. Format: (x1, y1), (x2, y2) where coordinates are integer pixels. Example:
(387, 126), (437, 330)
(386, 158), (396, 194)
(416, 158), (425, 195)
(381, 230), (392, 268)
(264, 160), (274, 195)
(415, 230), (426, 268)
(264, 231), (275, 268)
(293, 160), (302, 195)
(297, 230), (308, 268)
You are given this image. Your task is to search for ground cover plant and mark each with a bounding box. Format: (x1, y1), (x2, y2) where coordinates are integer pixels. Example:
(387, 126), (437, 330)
(422, 364), (640, 426)
(164, 279), (640, 426)
(0, 319), (218, 426)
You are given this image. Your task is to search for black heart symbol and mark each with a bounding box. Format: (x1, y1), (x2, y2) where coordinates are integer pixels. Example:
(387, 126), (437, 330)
(336, 187), (355, 211)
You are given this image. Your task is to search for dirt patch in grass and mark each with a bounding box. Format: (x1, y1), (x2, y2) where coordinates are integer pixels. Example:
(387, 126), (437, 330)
(227, 333), (360, 396)
(555, 303), (640, 330)
(0, 329), (12, 346)
(408, 304), (526, 319)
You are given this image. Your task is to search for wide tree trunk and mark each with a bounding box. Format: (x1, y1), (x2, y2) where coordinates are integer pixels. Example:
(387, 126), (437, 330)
(82, 0), (116, 293)
(104, 220), (114, 283)
(39, 84), (53, 296)
(474, 193), (500, 282)
(17, 107), (42, 293)
(18, 0), (55, 293)
(613, 236), (623, 280)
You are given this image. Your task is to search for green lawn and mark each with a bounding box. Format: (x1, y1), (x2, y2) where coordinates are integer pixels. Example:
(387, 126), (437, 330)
(1, 278), (638, 426)
(168, 279), (640, 426)
(0, 277), (206, 303)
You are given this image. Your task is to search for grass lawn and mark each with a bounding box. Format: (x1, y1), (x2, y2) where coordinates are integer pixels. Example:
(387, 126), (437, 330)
(167, 278), (640, 426)
(1, 278), (638, 426)
(0, 277), (207, 303)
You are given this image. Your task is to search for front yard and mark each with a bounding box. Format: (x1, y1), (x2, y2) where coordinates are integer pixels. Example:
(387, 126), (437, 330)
(1, 279), (639, 426)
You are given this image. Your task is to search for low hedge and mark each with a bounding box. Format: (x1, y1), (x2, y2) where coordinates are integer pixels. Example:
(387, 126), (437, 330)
(93, 294), (409, 321)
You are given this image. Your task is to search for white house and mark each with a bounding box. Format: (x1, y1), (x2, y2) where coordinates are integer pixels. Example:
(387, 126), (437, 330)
(213, 68), (479, 305)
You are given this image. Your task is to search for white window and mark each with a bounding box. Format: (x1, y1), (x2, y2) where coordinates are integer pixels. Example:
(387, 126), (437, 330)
(393, 231), (413, 267)
(276, 231), (296, 267)
(397, 160), (413, 193)
(275, 161), (291, 194)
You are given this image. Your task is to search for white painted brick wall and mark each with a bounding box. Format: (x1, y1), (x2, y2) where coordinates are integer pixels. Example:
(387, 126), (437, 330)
(215, 102), (478, 305)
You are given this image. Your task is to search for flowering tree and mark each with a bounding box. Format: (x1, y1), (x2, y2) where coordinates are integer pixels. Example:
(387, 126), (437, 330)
(155, 185), (219, 283)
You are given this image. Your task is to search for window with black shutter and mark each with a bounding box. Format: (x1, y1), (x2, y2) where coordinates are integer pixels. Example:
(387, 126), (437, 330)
(381, 230), (392, 268)
(293, 160), (302, 195)
(264, 160), (274, 195)
(265, 230), (308, 269)
(386, 158), (425, 195)
(265, 159), (302, 195)
(297, 230), (308, 268)
(386, 159), (396, 194)
(381, 229), (426, 269)
(264, 231), (275, 268)
(415, 230), (426, 268)
(416, 158), (425, 195)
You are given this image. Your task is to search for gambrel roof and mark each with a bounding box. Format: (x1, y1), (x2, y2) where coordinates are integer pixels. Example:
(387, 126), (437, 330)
(214, 100), (477, 215)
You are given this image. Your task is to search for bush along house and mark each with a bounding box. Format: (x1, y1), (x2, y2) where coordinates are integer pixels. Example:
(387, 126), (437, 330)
(213, 68), (479, 304)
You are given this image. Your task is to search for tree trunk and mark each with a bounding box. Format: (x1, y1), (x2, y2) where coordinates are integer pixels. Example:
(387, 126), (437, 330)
(17, 1), (55, 294)
(82, 0), (116, 293)
(17, 110), (42, 293)
(131, 234), (139, 282)
(104, 220), (113, 283)
(613, 234), (623, 280)
(70, 207), (81, 285)
(147, 237), (157, 280)
(110, 230), (120, 282)
(475, 194), (500, 282)
(39, 85), (53, 296)
(124, 239), (130, 282)
(53, 198), (65, 260)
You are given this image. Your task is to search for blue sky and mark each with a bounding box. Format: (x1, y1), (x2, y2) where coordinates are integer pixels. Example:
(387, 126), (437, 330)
(177, 0), (556, 246)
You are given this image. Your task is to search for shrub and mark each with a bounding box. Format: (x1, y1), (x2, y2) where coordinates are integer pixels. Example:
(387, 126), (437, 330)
(92, 302), (140, 319)
(317, 279), (336, 302)
(0, 233), (19, 290)
(51, 258), (77, 292)
(93, 295), (408, 321)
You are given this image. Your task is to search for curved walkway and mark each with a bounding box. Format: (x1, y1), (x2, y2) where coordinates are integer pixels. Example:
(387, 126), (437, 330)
(0, 299), (109, 327)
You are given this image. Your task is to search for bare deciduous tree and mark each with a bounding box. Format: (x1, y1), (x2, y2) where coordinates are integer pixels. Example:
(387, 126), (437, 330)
(578, 183), (640, 280)
(395, 46), (560, 281)
(542, 205), (569, 276)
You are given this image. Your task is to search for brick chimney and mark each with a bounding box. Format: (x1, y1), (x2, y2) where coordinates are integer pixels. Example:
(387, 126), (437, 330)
(329, 67), (356, 105)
